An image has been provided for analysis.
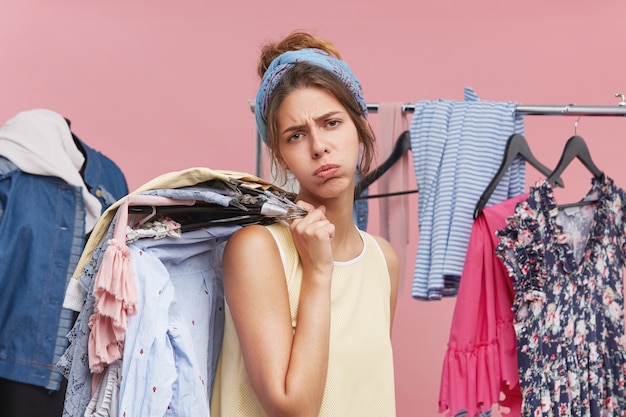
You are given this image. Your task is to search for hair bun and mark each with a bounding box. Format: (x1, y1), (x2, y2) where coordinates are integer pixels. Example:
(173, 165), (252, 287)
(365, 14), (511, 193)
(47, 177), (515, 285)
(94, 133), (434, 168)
(257, 31), (341, 78)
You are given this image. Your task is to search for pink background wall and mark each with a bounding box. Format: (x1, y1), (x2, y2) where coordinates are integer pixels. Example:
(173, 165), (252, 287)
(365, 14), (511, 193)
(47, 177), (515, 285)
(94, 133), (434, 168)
(3, 1), (626, 416)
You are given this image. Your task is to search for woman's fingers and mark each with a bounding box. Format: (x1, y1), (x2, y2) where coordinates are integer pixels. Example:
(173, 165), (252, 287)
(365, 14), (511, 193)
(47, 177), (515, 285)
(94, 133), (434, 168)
(291, 203), (333, 239)
(295, 200), (315, 213)
(288, 201), (335, 273)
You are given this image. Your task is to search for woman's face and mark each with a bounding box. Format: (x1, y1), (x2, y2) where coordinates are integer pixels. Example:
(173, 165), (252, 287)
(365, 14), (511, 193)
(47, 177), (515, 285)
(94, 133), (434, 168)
(275, 86), (360, 201)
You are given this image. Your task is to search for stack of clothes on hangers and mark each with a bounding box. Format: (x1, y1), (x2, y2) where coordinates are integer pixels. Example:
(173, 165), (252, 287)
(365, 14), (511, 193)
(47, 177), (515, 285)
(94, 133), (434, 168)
(57, 168), (305, 417)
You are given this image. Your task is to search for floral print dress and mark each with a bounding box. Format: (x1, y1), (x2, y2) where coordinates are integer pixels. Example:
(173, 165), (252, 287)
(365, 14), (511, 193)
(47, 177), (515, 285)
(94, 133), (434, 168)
(495, 176), (626, 417)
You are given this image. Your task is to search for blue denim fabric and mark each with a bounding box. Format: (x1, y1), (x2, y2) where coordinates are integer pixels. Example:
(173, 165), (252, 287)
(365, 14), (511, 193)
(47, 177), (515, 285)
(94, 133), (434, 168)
(353, 169), (369, 231)
(0, 138), (127, 391)
(79, 137), (129, 210)
(353, 191), (369, 231)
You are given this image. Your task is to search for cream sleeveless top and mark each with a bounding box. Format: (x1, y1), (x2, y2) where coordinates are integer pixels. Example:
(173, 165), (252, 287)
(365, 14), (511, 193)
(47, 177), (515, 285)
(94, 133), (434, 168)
(210, 222), (396, 416)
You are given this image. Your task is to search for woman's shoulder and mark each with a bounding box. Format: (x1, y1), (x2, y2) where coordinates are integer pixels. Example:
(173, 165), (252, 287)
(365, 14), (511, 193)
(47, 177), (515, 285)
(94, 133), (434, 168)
(224, 222), (292, 256)
(224, 223), (276, 255)
(363, 232), (397, 264)
(362, 232), (399, 281)
(221, 224), (289, 288)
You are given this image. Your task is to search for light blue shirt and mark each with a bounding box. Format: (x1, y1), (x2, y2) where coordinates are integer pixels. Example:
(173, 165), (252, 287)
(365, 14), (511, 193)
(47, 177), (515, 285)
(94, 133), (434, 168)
(410, 87), (526, 300)
(118, 242), (212, 416)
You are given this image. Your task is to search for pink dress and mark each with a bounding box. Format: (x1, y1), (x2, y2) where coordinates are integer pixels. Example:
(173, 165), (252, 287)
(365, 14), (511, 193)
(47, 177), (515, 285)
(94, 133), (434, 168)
(439, 195), (527, 417)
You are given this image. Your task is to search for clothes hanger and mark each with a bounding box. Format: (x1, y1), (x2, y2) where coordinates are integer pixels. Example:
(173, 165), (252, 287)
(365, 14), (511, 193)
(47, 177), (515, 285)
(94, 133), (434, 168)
(547, 116), (604, 184)
(128, 187), (306, 232)
(545, 133), (604, 209)
(129, 204), (275, 232)
(545, 116), (604, 209)
(354, 130), (417, 200)
(129, 204), (272, 232)
(546, 135), (604, 185)
(473, 133), (565, 219)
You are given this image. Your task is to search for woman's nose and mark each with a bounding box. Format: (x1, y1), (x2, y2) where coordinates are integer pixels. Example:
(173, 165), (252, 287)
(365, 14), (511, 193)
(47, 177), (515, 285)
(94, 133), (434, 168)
(311, 133), (328, 159)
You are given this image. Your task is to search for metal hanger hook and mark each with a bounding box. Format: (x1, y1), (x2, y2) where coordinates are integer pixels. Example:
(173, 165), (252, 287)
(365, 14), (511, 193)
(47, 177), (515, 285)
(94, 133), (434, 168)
(511, 107), (517, 133)
(138, 206), (157, 225)
(574, 116), (581, 135)
(615, 92), (626, 106)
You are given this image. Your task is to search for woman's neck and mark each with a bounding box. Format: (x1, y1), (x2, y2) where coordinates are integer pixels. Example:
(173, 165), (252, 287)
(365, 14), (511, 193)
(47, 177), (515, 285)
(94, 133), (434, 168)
(296, 192), (362, 261)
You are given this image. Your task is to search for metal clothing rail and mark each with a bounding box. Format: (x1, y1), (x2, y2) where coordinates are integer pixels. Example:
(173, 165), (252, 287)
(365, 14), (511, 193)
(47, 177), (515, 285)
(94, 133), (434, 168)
(514, 103), (626, 116)
(251, 93), (626, 115)
(365, 102), (626, 116)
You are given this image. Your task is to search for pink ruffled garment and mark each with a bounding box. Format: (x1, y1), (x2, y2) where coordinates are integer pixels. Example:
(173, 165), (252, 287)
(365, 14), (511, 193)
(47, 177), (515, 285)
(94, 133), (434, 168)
(439, 195), (527, 417)
(87, 195), (195, 383)
(88, 198), (136, 376)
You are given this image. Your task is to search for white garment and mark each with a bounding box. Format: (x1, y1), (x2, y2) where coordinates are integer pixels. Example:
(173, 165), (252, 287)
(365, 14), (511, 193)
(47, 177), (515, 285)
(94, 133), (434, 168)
(0, 108), (102, 232)
(84, 360), (121, 417)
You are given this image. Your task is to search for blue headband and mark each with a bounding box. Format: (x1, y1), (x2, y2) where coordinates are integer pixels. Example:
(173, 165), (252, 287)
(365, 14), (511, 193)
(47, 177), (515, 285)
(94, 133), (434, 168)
(254, 48), (367, 144)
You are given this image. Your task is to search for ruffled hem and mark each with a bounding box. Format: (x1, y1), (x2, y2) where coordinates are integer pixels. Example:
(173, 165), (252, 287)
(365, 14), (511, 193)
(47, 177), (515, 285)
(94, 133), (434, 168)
(85, 359), (121, 417)
(439, 321), (521, 417)
(88, 237), (138, 373)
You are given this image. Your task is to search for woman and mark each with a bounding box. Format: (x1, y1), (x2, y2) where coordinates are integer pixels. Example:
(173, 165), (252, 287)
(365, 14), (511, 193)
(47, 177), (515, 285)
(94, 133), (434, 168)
(210, 31), (399, 417)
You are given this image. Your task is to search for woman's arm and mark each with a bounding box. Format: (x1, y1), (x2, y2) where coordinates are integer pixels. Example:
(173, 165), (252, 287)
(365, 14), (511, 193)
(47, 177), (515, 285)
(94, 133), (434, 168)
(222, 204), (334, 417)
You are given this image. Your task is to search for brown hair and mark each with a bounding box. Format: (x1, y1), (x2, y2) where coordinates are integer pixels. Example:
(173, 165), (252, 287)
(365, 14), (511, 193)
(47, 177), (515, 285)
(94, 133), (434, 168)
(258, 31), (376, 185)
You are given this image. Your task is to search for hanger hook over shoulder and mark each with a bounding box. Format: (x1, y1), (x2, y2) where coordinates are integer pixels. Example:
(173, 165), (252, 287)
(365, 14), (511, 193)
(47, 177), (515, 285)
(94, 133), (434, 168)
(615, 92), (626, 106)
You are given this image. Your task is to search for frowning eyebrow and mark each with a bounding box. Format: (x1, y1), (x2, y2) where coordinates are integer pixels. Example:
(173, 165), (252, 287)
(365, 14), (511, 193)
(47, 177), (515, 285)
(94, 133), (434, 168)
(281, 111), (343, 135)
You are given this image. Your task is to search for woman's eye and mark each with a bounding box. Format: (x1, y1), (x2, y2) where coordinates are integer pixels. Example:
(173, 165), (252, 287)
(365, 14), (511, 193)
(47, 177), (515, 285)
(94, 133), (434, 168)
(327, 120), (340, 128)
(287, 132), (303, 142)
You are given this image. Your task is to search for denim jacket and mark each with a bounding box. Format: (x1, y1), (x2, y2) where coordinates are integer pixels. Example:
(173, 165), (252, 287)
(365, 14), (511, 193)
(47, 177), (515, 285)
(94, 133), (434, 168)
(0, 137), (127, 391)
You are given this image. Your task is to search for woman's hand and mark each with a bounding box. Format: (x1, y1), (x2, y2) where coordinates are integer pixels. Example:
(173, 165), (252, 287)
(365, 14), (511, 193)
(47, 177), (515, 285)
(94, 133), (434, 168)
(289, 200), (335, 277)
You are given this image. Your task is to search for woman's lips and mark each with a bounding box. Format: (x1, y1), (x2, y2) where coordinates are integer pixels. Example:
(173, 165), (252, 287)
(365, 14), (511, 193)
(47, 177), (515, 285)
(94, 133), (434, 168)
(314, 165), (339, 179)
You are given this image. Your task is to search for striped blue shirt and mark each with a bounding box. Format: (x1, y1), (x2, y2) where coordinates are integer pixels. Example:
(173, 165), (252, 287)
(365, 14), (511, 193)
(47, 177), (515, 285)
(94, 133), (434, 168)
(410, 87), (525, 300)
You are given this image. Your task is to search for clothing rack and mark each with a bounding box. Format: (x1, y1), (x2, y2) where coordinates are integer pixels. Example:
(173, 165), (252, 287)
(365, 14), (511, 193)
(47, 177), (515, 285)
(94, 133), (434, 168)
(252, 96), (626, 177)
(365, 102), (626, 116)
